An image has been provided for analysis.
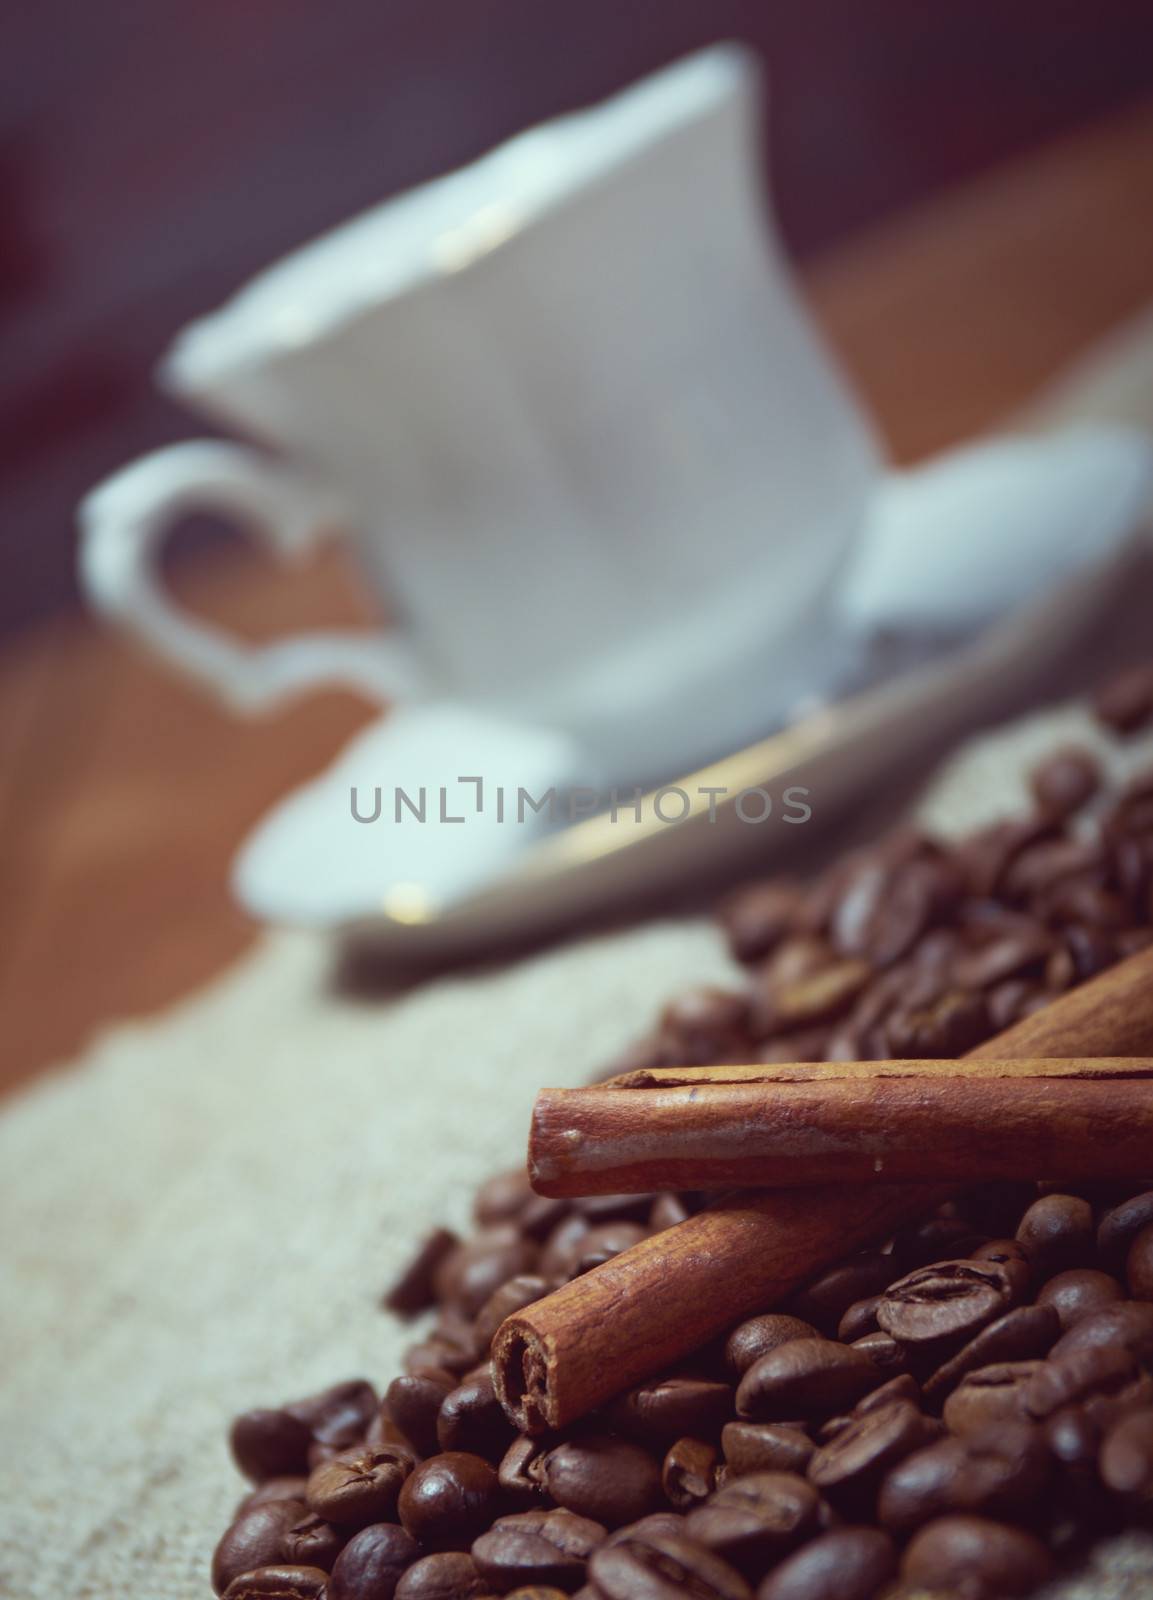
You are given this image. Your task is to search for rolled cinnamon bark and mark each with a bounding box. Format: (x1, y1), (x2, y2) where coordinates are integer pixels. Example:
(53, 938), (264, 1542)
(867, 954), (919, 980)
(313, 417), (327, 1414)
(529, 1057), (1153, 1195)
(493, 946), (1153, 1433)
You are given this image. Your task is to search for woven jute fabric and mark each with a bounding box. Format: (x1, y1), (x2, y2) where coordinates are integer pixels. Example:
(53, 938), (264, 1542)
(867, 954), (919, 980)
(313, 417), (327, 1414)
(4, 703), (1153, 1598)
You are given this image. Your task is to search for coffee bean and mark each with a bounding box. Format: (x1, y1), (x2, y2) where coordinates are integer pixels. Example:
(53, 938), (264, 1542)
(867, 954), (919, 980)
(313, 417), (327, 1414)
(657, 988), (752, 1064)
(876, 1261), (1016, 1348)
(1097, 1191), (1153, 1272)
(287, 1381), (380, 1456)
(649, 1193), (693, 1231)
(474, 1169), (534, 1227)
(722, 1423), (814, 1478)
(921, 1304), (1059, 1408)
(436, 1228), (540, 1318)
(281, 1511), (349, 1570)
(808, 1402), (933, 1508)
(570, 1222), (647, 1277)
(900, 1515), (1054, 1598)
(1100, 1408), (1153, 1498)
(1049, 1300), (1153, 1365)
(328, 1522), (421, 1600)
(1037, 1269), (1125, 1330)
(222, 1568), (328, 1600)
(213, 1501), (308, 1595)
(498, 1436), (550, 1506)
(395, 1552), (489, 1600)
(755, 1527), (897, 1600)
(538, 1216), (593, 1280)
(1029, 747), (1101, 819)
(1128, 1223), (1153, 1298)
(307, 1445), (414, 1528)
(663, 1438), (720, 1510)
(884, 989), (991, 1058)
(1094, 662), (1153, 734)
(231, 1410), (314, 1484)
(539, 1434), (663, 1528)
(472, 1507), (606, 1592)
(601, 1513), (688, 1549)
(588, 1528), (751, 1600)
(1023, 1344), (1141, 1422)
(847, 1333), (908, 1375)
(398, 1454), (503, 1551)
(685, 1472), (821, 1574)
(725, 1317), (820, 1378)
(1016, 1192), (1095, 1278)
(954, 925), (1054, 991)
(388, 1373), (457, 1459)
(877, 1421), (1050, 1534)
(238, 1478), (311, 1514)
(386, 1228), (461, 1318)
(941, 1362), (1045, 1435)
(788, 1255), (895, 1334)
(836, 1298), (880, 1343)
(474, 1277), (551, 1353)
(437, 1372), (516, 1462)
(737, 1340), (879, 1422)
(720, 881), (804, 963)
(608, 1374), (734, 1447)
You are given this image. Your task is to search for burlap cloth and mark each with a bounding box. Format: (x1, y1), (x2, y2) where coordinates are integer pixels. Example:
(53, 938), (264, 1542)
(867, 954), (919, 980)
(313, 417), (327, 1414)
(3, 702), (1153, 1598)
(6, 310), (1153, 1599)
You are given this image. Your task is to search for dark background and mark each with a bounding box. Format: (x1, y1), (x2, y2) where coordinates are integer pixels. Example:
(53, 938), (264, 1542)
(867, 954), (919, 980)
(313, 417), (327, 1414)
(5, 0), (1153, 639)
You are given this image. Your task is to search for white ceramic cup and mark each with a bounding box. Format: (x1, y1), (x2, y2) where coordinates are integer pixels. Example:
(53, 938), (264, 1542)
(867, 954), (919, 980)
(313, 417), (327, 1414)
(78, 46), (880, 781)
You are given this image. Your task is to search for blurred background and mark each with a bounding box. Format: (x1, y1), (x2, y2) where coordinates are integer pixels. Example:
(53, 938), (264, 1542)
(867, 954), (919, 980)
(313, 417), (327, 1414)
(3, 0), (1153, 1091)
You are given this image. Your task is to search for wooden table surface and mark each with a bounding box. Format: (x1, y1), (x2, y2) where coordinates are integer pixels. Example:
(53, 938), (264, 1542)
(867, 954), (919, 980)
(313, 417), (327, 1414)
(3, 100), (1153, 1100)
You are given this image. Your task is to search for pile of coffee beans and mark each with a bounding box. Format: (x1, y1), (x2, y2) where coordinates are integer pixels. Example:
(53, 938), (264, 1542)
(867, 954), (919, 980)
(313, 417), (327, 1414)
(211, 663), (1153, 1600)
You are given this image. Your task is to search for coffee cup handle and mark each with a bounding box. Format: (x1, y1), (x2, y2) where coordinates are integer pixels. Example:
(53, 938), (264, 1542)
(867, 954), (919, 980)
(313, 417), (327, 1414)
(78, 440), (425, 713)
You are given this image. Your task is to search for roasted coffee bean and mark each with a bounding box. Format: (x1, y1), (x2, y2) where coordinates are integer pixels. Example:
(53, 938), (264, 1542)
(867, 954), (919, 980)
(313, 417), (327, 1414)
(1029, 747), (1101, 819)
(900, 1515), (1054, 1598)
(1036, 1269), (1125, 1329)
(722, 1423), (814, 1478)
(395, 1552), (489, 1600)
(1050, 1300), (1153, 1365)
(724, 1317), (820, 1378)
(388, 1373), (458, 1459)
(892, 1216), (990, 1270)
(288, 1380), (380, 1455)
(1128, 1223), (1153, 1299)
(884, 989), (991, 1058)
(808, 1402), (933, 1507)
(498, 1436), (550, 1506)
(1023, 1343), (1141, 1421)
(1016, 1192), (1094, 1278)
(472, 1507), (606, 1592)
(437, 1372), (517, 1462)
(941, 1362), (1045, 1435)
(328, 1522), (421, 1600)
(281, 1511), (349, 1570)
(649, 1193), (693, 1231)
(1100, 1408), (1153, 1498)
(474, 1169), (533, 1227)
(877, 1421), (1050, 1534)
(848, 1333), (908, 1375)
(405, 1335), (478, 1381)
(386, 1228), (461, 1317)
(663, 1438), (720, 1509)
(213, 1502), (309, 1595)
(970, 1236), (1031, 1268)
(851, 1373), (921, 1418)
(830, 856), (947, 968)
(307, 1445), (414, 1528)
(588, 1528), (751, 1600)
(222, 1568), (328, 1600)
(756, 960), (872, 1037)
(231, 1410), (314, 1484)
(435, 1228), (540, 1318)
(921, 1304), (1059, 1407)
(570, 1222), (647, 1277)
(474, 1278), (552, 1353)
(685, 1471), (821, 1574)
(720, 881), (805, 963)
(398, 1453), (503, 1551)
(657, 987), (752, 1063)
(608, 1374), (734, 1447)
(788, 1255), (895, 1334)
(239, 1478), (311, 1513)
(1097, 1191), (1153, 1273)
(954, 925), (1054, 991)
(737, 1340), (879, 1422)
(1094, 661), (1153, 734)
(538, 1216), (593, 1280)
(518, 1196), (573, 1242)
(601, 1513), (688, 1549)
(539, 1434), (663, 1528)
(876, 1261), (1016, 1348)
(836, 1298), (880, 1343)
(755, 1527), (897, 1600)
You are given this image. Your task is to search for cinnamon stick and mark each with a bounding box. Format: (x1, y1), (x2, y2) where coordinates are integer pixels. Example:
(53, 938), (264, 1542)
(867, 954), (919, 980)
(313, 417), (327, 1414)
(529, 1057), (1153, 1195)
(493, 946), (1153, 1433)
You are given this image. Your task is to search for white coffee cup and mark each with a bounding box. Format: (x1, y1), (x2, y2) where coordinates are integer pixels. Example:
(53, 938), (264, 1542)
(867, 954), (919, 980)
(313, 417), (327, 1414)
(78, 46), (880, 783)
